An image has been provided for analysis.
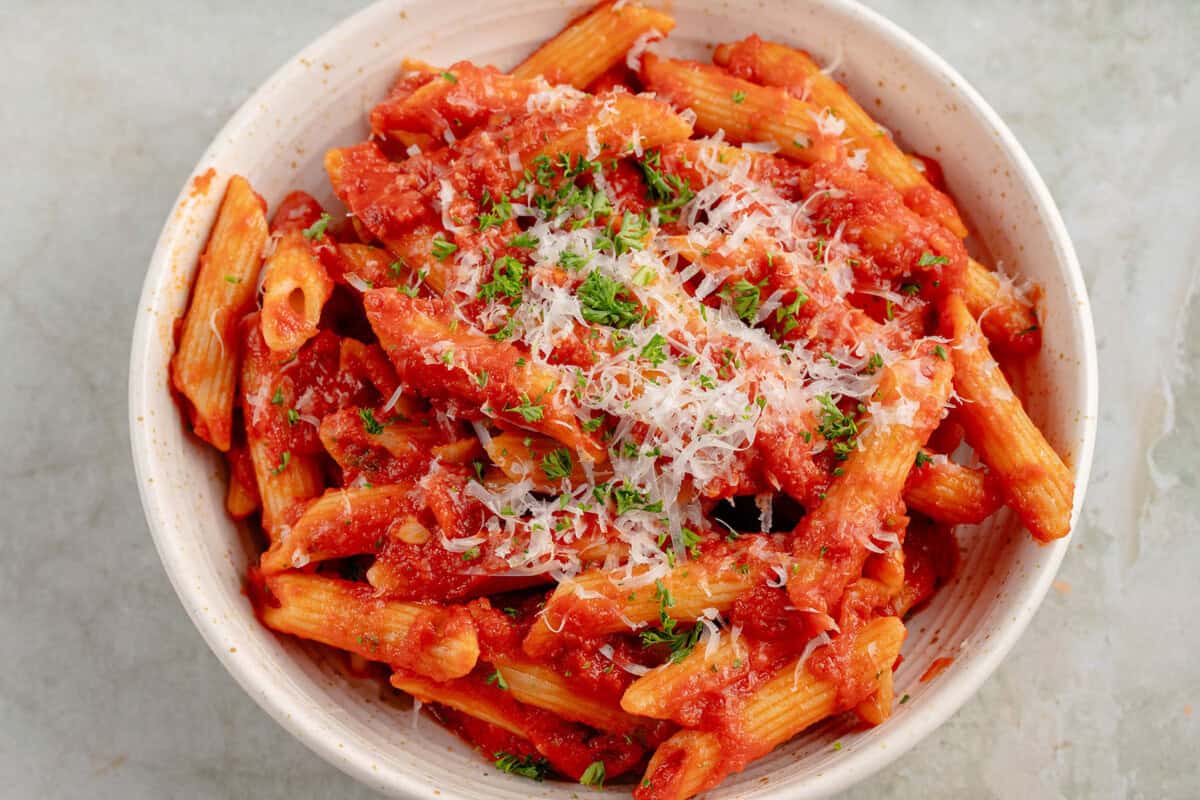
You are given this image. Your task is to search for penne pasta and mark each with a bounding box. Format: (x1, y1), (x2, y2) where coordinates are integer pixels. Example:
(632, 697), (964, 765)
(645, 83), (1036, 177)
(261, 573), (479, 681)
(711, 37), (1041, 355)
(619, 629), (747, 721)
(390, 672), (529, 736)
(374, 61), (548, 143)
(259, 484), (414, 574)
(903, 458), (1004, 525)
(641, 54), (844, 165)
(963, 256), (1042, 356)
(636, 617), (905, 799)
(171, 175), (268, 451)
(484, 430), (597, 491)
(512, 1), (675, 88)
(239, 318), (324, 542)
(787, 350), (954, 618)
(259, 229), (334, 353)
(523, 554), (766, 658)
(494, 655), (646, 734)
(942, 294), (1073, 540)
(363, 291), (606, 462)
(224, 441), (260, 520)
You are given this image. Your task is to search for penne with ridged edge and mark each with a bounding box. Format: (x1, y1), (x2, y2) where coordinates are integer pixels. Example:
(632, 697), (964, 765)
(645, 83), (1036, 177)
(641, 54), (844, 165)
(261, 573), (479, 682)
(903, 458), (1004, 525)
(787, 349), (954, 618)
(513, 1), (675, 88)
(635, 616), (906, 800)
(260, 484), (414, 573)
(171, 175), (268, 451)
(240, 316), (323, 542)
(941, 294), (1072, 540)
(522, 552), (768, 658)
(494, 654), (646, 735)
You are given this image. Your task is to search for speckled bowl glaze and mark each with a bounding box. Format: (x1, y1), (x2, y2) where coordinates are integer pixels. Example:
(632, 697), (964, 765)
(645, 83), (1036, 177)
(129, 1), (1098, 797)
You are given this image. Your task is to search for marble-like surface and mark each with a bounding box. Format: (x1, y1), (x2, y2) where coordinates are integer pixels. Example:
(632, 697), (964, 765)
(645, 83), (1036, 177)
(1, 0), (1196, 796)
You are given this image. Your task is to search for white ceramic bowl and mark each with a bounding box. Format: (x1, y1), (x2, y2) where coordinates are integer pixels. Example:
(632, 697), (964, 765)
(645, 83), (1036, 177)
(129, 1), (1098, 797)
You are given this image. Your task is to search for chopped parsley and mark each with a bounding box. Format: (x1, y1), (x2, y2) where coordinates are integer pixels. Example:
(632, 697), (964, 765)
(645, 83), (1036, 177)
(270, 451), (291, 475)
(359, 408), (384, 435)
(397, 268), (427, 297)
(774, 290), (809, 338)
(612, 483), (662, 515)
(478, 256), (526, 303)
(302, 213), (331, 241)
(731, 90), (747, 104)
(634, 150), (695, 222)
(485, 668), (508, 689)
(431, 235), (458, 261)
(918, 251), (949, 267)
(579, 761), (606, 788)
(558, 248), (590, 272)
(914, 451), (934, 468)
(724, 278), (764, 324)
(477, 189), (514, 231)
(640, 579), (702, 663)
(270, 386), (284, 406)
(525, 152), (612, 226)
(440, 70), (458, 83)
(505, 393), (544, 423)
(540, 447), (573, 480)
(639, 333), (670, 366)
(596, 211), (650, 256)
(815, 394), (858, 460)
(578, 270), (641, 328)
(506, 231), (539, 249)
(493, 751), (548, 781)
(934, 344), (948, 360)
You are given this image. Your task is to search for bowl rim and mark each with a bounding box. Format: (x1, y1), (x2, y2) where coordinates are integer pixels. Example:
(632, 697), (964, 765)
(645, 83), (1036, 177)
(129, 1), (1098, 797)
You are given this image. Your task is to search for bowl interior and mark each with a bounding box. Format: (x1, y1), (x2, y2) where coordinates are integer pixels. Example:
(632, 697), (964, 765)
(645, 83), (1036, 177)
(130, 1), (1096, 797)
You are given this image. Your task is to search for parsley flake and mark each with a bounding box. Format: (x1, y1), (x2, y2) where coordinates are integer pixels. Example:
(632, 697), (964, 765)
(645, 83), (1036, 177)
(540, 447), (573, 481)
(493, 751), (548, 781)
(431, 236), (458, 261)
(578, 270), (641, 328)
(302, 213), (331, 241)
(579, 761), (606, 788)
(359, 408), (384, 435)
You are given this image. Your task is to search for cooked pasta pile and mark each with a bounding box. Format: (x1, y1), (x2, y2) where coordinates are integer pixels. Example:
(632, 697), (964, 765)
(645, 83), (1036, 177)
(170, 2), (1072, 797)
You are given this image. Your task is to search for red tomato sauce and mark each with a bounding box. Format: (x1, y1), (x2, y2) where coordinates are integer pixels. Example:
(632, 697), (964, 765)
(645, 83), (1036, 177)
(920, 656), (955, 683)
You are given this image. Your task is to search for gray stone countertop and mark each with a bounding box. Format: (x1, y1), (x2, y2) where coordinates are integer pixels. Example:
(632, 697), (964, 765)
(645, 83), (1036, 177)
(1, 1), (1196, 797)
